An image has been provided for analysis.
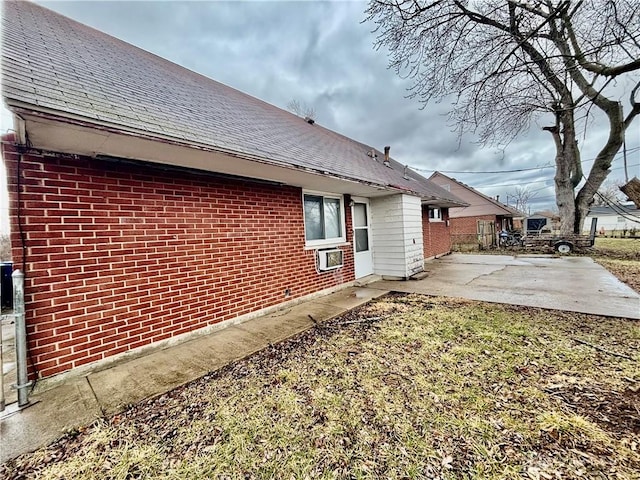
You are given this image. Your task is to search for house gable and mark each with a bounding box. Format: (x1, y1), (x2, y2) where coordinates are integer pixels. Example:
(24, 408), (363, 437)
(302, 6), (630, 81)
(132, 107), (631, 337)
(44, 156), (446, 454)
(429, 171), (523, 218)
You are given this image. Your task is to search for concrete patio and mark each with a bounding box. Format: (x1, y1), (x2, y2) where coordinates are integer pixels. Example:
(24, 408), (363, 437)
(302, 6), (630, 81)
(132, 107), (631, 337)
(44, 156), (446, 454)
(372, 254), (640, 319)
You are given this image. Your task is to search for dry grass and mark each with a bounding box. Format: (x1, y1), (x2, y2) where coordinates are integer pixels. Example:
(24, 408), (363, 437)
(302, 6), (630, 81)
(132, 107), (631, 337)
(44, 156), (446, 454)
(593, 238), (640, 259)
(2, 295), (639, 479)
(591, 238), (640, 292)
(595, 258), (640, 292)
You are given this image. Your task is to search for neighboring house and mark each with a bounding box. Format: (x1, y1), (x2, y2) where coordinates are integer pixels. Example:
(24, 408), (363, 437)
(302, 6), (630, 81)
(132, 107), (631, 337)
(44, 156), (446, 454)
(428, 172), (525, 248)
(1, 2), (466, 379)
(583, 204), (640, 235)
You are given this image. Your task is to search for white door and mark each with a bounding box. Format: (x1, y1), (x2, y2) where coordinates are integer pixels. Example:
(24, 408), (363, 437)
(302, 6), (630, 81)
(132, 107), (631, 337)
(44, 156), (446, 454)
(352, 199), (374, 278)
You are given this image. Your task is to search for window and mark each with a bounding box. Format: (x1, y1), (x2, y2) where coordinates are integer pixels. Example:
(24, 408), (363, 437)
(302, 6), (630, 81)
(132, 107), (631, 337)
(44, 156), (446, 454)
(428, 207), (442, 221)
(353, 202), (369, 253)
(303, 192), (345, 246)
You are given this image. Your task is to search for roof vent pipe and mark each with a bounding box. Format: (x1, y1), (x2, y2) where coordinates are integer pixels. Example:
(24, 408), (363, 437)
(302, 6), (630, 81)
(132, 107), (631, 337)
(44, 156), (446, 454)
(403, 165), (410, 180)
(383, 146), (391, 167)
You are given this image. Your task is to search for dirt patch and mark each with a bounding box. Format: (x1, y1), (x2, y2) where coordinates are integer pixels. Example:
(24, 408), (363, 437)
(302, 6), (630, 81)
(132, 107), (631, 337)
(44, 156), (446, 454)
(543, 381), (640, 436)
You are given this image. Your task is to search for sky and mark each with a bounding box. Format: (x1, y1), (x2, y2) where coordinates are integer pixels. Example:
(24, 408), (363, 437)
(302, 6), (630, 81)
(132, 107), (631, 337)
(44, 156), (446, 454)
(1, 0), (639, 233)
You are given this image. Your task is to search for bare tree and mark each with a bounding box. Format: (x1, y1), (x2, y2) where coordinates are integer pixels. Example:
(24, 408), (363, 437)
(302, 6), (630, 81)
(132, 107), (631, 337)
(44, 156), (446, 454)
(286, 99), (317, 121)
(366, 0), (640, 234)
(508, 186), (537, 215)
(593, 180), (626, 206)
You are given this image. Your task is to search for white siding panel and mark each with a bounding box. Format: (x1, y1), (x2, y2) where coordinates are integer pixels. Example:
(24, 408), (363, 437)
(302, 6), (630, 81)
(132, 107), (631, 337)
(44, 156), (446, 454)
(402, 195), (424, 276)
(370, 194), (424, 278)
(371, 195), (405, 277)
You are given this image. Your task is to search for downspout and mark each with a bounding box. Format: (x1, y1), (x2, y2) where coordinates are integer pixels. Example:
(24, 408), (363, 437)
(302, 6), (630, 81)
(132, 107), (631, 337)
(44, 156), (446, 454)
(12, 116), (34, 405)
(15, 115), (28, 273)
(13, 269), (30, 407)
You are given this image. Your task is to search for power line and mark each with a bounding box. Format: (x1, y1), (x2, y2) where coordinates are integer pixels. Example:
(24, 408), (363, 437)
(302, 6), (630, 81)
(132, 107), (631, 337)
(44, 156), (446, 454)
(412, 145), (640, 176)
(584, 172), (640, 223)
(474, 178), (551, 189)
(467, 162), (640, 190)
(593, 193), (640, 224)
(412, 163), (554, 175)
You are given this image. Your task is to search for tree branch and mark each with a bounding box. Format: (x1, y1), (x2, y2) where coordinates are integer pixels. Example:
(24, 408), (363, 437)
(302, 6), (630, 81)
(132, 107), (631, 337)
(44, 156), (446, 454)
(507, 0), (551, 19)
(566, 14), (640, 77)
(573, 338), (635, 361)
(624, 80), (640, 130)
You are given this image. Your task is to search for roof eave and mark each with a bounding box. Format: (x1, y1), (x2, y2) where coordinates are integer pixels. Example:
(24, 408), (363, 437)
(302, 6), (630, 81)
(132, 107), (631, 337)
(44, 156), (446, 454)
(421, 197), (469, 208)
(7, 102), (421, 198)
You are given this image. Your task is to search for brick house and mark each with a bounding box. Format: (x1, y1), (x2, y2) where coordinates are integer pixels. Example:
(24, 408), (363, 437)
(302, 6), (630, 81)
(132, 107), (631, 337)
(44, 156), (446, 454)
(1, 1), (465, 379)
(429, 172), (525, 248)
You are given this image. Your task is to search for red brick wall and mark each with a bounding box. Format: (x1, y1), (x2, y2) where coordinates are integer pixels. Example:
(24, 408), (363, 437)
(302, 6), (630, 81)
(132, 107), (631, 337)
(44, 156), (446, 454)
(422, 207), (452, 259)
(450, 215), (495, 245)
(4, 140), (354, 378)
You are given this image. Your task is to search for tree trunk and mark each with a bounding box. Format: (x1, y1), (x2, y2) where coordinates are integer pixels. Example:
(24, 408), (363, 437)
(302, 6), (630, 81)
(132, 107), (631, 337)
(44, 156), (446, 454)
(574, 196), (590, 235)
(547, 108), (582, 235)
(573, 102), (625, 233)
(555, 159), (576, 235)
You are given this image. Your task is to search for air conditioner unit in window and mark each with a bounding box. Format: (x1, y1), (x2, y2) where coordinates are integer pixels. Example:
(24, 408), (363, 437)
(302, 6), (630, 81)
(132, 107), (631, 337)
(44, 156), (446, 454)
(318, 249), (343, 271)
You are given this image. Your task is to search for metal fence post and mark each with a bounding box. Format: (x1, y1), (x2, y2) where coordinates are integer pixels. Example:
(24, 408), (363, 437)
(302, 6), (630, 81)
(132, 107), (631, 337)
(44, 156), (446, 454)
(13, 270), (30, 407)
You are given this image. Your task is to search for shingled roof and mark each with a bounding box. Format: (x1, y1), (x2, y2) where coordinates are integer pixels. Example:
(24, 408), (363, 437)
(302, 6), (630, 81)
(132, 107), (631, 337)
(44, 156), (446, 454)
(429, 171), (525, 218)
(587, 203), (639, 216)
(1, 1), (464, 206)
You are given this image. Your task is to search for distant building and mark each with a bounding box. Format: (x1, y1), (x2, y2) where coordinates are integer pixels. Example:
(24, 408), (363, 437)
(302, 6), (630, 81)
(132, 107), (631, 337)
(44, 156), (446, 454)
(583, 203), (640, 235)
(429, 172), (526, 248)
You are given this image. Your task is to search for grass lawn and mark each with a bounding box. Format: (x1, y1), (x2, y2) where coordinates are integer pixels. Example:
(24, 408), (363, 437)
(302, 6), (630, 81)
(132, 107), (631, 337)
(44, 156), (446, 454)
(592, 238), (640, 292)
(593, 238), (640, 258)
(2, 295), (638, 479)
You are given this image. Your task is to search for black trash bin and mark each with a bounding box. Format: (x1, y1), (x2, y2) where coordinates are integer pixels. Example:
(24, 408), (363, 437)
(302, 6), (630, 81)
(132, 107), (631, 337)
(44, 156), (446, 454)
(1, 262), (13, 310)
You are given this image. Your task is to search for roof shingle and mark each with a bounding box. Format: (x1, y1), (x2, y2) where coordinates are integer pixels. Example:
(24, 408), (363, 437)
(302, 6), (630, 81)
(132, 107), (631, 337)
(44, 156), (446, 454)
(2, 0), (464, 204)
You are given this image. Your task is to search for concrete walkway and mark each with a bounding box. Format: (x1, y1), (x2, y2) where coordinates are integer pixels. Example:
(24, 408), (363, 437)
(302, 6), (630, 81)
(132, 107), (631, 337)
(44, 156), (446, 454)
(372, 254), (640, 319)
(2, 253), (637, 463)
(0, 286), (388, 464)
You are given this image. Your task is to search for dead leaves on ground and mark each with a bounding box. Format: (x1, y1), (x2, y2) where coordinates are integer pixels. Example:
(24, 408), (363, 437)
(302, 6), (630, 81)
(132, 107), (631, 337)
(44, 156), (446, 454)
(595, 258), (640, 292)
(2, 295), (639, 479)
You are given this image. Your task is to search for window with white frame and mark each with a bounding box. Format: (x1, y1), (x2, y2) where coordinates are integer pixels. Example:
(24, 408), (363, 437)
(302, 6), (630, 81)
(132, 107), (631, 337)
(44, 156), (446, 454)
(303, 192), (345, 245)
(428, 207), (442, 221)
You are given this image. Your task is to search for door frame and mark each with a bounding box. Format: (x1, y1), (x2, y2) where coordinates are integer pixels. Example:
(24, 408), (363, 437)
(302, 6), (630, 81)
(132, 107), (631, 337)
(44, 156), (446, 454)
(351, 197), (374, 278)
